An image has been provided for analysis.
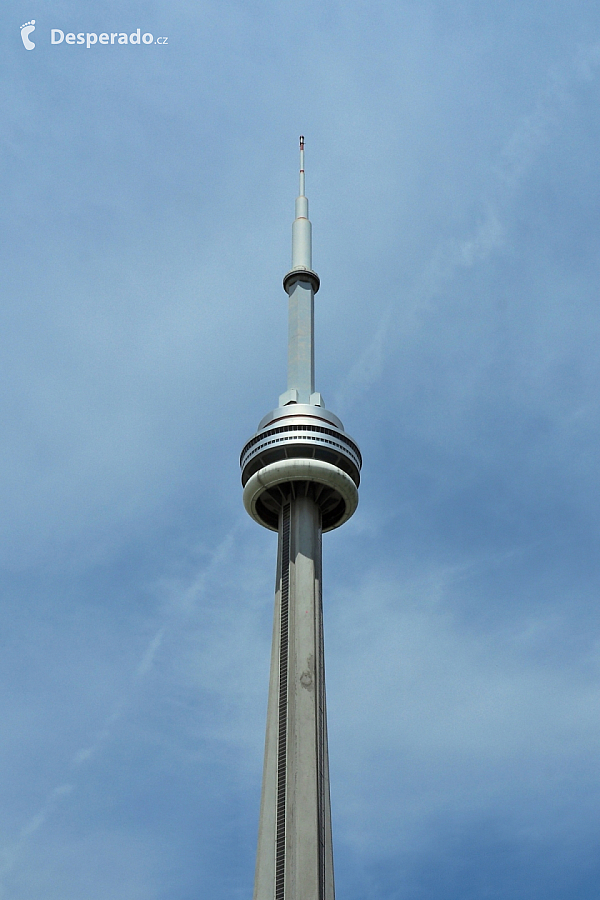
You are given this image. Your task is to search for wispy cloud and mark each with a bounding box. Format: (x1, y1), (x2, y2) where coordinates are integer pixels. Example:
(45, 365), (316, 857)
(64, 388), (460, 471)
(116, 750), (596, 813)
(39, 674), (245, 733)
(336, 38), (600, 414)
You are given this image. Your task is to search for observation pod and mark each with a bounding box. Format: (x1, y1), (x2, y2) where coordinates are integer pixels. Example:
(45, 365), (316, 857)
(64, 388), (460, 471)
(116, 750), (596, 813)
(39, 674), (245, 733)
(240, 403), (361, 533)
(241, 139), (361, 900)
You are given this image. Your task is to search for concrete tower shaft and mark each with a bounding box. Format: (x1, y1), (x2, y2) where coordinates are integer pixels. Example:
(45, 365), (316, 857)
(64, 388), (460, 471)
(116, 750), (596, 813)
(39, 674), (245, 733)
(241, 139), (360, 900)
(252, 495), (334, 900)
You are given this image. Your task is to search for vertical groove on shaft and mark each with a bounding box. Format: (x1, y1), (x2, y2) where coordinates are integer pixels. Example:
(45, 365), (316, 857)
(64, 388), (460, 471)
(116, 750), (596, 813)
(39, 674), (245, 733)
(275, 503), (291, 900)
(316, 527), (326, 900)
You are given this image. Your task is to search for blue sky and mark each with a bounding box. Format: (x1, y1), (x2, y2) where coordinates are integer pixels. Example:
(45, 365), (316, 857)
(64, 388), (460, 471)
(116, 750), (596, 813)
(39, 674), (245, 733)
(2, 1), (600, 897)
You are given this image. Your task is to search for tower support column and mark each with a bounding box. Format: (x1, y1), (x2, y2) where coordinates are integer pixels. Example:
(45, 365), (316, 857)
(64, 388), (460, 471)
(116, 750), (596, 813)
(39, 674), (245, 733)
(253, 494), (335, 900)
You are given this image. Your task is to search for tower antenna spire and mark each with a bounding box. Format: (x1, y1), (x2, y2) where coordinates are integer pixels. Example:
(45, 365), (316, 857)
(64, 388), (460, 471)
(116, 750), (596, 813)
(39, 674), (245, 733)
(299, 134), (305, 197)
(281, 135), (320, 405)
(290, 135), (312, 272)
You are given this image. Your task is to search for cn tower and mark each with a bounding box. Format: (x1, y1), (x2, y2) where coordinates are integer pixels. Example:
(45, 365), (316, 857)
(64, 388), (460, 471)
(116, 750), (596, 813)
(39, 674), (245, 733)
(240, 138), (362, 900)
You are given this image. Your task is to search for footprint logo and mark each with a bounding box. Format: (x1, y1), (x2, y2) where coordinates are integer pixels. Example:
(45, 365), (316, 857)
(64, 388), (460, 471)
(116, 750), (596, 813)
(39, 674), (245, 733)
(20, 20), (36, 50)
